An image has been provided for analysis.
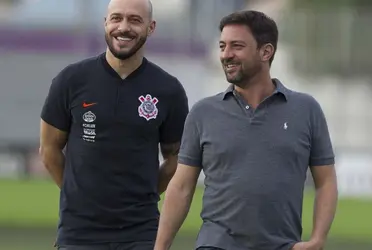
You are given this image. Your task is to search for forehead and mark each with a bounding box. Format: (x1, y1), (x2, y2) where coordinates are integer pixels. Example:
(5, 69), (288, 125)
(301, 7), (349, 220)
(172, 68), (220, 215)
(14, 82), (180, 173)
(220, 24), (255, 43)
(107, 0), (149, 18)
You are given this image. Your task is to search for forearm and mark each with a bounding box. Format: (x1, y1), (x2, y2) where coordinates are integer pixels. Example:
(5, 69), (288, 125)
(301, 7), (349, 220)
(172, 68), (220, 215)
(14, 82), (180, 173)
(155, 183), (195, 250)
(311, 181), (338, 243)
(40, 148), (65, 189)
(158, 157), (177, 194)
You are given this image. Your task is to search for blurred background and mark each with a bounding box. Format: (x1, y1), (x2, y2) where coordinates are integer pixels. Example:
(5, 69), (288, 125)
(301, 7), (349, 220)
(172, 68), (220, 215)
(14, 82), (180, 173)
(1, 0), (372, 249)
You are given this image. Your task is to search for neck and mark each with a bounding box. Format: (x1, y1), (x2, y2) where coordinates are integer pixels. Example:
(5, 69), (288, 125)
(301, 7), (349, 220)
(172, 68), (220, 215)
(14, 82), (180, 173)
(105, 48), (144, 79)
(234, 72), (275, 109)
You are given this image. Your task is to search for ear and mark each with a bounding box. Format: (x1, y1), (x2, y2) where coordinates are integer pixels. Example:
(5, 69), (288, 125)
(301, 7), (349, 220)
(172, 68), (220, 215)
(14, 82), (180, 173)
(104, 17), (107, 27)
(260, 43), (275, 63)
(147, 20), (156, 37)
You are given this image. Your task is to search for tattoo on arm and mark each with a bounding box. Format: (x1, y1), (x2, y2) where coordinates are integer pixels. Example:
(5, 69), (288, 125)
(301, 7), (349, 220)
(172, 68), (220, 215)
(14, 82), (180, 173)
(160, 142), (180, 159)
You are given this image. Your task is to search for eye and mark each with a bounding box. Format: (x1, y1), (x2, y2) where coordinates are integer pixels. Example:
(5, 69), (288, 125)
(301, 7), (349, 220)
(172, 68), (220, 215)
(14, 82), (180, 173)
(233, 44), (244, 49)
(130, 17), (142, 24)
(111, 16), (121, 21)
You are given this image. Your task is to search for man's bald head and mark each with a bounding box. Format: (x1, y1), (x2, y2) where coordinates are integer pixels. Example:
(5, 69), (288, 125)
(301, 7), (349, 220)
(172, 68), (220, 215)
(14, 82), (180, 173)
(104, 0), (156, 61)
(147, 0), (153, 20)
(107, 0), (153, 20)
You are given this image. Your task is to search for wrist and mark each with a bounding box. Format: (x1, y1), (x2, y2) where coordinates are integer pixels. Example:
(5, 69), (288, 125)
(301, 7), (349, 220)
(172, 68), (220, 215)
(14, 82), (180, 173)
(154, 241), (170, 250)
(309, 236), (325, 248)
(154, 247), (166, 250)
(154, 246), (168, 250)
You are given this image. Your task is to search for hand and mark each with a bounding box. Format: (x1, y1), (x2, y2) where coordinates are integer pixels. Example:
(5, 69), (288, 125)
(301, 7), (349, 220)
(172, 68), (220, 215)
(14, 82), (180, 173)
(291, 240), (323, 250)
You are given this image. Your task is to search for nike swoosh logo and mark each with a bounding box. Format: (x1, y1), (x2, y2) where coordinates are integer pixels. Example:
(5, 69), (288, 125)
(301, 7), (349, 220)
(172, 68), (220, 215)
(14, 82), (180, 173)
(83, 102), (97, 108)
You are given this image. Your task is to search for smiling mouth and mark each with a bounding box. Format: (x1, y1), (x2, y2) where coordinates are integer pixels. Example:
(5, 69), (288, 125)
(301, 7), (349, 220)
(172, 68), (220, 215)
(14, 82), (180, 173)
(224, 63), (240, 73)
(115, 36), (135, 43)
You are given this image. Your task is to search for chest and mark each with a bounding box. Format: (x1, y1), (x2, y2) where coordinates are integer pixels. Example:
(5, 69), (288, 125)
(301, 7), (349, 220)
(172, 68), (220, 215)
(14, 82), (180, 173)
(201, 102), (312, 169)
(68, 80), (168, 142)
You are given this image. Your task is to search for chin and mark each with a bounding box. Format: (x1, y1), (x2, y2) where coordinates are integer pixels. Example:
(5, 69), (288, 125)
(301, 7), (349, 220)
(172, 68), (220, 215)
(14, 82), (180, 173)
(225, 74), (236, 82)
(226, 76), (243, 85)
(116, 47), (132, 54)
(227, 79), (239, 85)
(114, 43), (132, 51)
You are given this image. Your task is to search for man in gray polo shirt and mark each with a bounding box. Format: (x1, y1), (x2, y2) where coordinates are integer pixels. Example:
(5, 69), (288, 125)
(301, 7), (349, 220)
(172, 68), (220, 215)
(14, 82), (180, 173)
(154, 10), (338, 250)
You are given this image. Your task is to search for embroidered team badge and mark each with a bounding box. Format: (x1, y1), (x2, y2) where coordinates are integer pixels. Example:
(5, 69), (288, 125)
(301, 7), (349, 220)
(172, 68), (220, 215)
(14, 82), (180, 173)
(138, 94), (159, 121)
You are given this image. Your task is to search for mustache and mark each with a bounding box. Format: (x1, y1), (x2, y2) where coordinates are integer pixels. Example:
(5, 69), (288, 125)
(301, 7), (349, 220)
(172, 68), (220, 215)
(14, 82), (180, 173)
(221, 59), (240, 65)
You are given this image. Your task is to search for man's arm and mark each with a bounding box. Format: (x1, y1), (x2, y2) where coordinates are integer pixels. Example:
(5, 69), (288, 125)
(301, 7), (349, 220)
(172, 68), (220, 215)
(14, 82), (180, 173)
(156, 96), (203, 250)
(39, 120), (68, 189)
(293, 97), (337, 250)
(155, 164), (201, 250)
(39, 66), (73, 188)
(309, 164), (338, 246)
(306, 99), (337, 247)
(158, 142), (180, 194)
(158, 79), (189, 194)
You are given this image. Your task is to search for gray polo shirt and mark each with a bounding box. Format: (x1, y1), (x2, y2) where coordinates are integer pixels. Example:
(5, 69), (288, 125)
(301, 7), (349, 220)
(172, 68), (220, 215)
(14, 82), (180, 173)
(178, 79), (335, 250)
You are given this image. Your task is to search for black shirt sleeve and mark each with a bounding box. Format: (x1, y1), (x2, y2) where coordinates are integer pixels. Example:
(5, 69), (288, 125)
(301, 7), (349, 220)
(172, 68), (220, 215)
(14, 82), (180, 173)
(40, 67), (72, 132)
(159, 79), (189, 144)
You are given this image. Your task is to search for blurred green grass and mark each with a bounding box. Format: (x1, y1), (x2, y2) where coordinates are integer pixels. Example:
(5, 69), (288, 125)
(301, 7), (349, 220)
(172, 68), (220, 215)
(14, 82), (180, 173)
(1, 179), (372, 242)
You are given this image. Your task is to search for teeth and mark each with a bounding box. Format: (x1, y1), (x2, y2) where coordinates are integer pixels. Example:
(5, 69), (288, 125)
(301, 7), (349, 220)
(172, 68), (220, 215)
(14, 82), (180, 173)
(226, 64), (238, 68)
(117, 37), (132, 41)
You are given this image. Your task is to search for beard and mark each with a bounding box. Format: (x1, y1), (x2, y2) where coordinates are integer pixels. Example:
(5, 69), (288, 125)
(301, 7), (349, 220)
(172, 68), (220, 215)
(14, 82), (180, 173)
(105, 32), (147, 60)
(223, 60), (261, 89)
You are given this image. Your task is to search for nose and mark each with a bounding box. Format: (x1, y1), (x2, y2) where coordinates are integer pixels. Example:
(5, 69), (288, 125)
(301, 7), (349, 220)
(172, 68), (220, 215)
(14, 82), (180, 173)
(118, 18), (131, 32)
(221, 47), (234, 61)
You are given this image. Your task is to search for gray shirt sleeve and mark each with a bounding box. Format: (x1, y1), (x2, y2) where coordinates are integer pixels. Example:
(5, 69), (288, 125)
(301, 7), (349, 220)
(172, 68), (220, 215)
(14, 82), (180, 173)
(178, 108), (202, 168)
(309, 99), (335, 167)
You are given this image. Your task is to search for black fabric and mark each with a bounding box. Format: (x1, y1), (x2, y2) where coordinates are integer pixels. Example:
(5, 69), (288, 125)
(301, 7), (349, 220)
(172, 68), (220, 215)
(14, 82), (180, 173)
(41, 53), (189, 245)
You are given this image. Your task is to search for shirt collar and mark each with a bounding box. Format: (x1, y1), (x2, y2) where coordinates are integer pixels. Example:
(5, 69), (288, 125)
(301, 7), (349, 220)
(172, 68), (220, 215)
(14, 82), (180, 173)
(221, 78), (290, 101)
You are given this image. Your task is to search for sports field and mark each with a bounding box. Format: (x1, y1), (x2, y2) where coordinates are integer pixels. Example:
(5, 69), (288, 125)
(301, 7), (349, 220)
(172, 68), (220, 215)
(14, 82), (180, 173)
(1, 179), (372, 250)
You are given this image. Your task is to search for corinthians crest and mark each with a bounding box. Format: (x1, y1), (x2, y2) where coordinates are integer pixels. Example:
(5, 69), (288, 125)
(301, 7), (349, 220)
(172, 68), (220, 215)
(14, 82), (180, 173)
(138, 94), (159, 121)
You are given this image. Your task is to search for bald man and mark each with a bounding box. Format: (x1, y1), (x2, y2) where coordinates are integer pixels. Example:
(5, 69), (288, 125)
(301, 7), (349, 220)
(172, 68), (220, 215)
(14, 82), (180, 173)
(39, 0), (189, 249)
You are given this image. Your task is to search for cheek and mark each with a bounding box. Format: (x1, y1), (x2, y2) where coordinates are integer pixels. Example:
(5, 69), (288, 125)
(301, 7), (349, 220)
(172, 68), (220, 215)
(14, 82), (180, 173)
(105, 24), (118, 35)
(240, 51), (259, 64)
(219, 54), (224, 62)
(136, 27), (148, 37)
(240, 59), (254, 71)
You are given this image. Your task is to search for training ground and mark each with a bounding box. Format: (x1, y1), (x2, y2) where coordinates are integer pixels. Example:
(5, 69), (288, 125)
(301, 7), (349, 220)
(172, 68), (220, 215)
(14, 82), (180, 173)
(1, 179), (372, 250)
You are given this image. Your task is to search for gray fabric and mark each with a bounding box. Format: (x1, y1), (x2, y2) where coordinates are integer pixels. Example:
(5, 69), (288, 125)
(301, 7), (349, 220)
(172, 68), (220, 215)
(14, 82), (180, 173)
(178, 79), (335, 250)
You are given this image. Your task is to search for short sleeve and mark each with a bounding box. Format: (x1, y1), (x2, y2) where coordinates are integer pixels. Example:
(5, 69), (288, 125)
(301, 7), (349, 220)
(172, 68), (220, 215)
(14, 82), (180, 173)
(309, 99), (335, 167)
(178, 109), (202, 168)
(40, 69), (71, 132)
(159, 79), (189, 144)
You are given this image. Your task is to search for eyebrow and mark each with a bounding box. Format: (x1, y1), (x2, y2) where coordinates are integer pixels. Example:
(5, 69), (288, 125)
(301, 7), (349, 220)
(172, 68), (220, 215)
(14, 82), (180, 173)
(109, 12), (121, 18)
(219, 40), (246, 45)
(110, 13), (143, 20)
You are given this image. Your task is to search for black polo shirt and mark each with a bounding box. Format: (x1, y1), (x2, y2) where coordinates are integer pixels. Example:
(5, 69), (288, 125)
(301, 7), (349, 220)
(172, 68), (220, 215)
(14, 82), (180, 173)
(41, 53), (189, 245)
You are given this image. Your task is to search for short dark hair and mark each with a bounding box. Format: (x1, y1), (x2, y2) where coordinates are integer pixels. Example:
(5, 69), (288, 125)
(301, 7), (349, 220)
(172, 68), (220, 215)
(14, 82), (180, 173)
(219, 10), (278, 65)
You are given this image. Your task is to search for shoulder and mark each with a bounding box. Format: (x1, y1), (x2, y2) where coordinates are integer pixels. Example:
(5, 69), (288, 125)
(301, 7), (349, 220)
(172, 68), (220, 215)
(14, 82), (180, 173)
(53, 54), (101, 88)
(145, 59), (185, 94)
(184, 94), (224, 129)
(288, 90), (323, 111)
(188, 93), (223, 117)
(287, 90), (327, 124)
